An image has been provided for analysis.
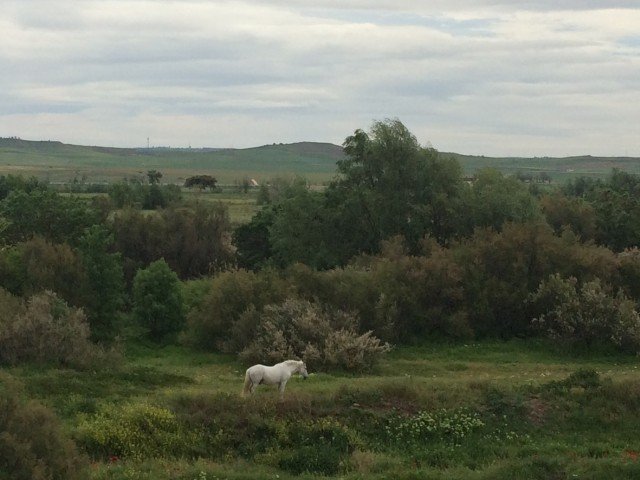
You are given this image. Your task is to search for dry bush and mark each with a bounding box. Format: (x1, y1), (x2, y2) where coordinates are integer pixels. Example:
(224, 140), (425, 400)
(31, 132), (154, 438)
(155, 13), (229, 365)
(239, 298), (390, 371)
(323, 329), (391, 371)
(0, 289), (118, 368)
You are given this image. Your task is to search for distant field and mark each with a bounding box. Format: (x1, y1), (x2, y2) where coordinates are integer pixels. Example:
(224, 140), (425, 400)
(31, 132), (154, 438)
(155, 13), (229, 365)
(183, 189), (260, 225)
(0, 138), (341, 185)
(448, 153), (640, 182)
(1, 137), (639, 186)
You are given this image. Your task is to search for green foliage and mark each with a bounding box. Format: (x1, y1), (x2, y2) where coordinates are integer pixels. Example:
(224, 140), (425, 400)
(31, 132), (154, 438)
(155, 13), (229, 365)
(463, 168), (541, 233)
(184, 269), (289, 351)
(386, 409), (485, 448)
(133, 259), (185, 342)
(111, 203), (234, 280)
(530, 274), (640, 352)
(146, 170), (163, 185)
(0, 373), (87, 480)
(562, 170), (640, 252)
(0, 174), (47, 201)
(184, 175), (217, 190)
(544, 369), (602, 392)
(0, 290), (116, 368)
(170, 393), (355, 475)
(274, 419), (355, 475)
(0, 237), (87, 303)
(540, 192), (597, 241)
(1, 188), (99, 245)
(239, 120), (469, 270)
(232, 206), (276, 270)
(108, 180), (181, 209)
(79, 225), (125, 342)
(76, 403), (197, 461)
(334, 119), (466, 248)
(454, 222), (622, 338)
(269, 188), (334, 269)
(180, 278), (213, 313)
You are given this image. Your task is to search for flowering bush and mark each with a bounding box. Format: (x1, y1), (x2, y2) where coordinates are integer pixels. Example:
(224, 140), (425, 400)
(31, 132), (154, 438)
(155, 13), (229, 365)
(239, 298), (390, 371)
(76, 403), (198, 460)
(385, 409), (485, 447)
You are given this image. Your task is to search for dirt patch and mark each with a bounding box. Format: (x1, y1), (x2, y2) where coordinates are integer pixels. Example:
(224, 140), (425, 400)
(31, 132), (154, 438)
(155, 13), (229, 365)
(526, 395), (549, 426)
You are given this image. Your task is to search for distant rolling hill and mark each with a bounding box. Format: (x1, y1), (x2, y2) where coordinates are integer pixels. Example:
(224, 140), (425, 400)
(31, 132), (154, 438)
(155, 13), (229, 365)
(0, 137), (638, 185)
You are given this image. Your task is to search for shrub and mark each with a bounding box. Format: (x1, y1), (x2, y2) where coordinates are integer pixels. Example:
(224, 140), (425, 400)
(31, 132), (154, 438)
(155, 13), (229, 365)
(184, 269), (288, 352)
(274, 419), (355, 476)
(0, 373), (87, 479)
(171, 392), (281, 459)
(12, 237), (89, 307)
(0, 290), (116, 368)
(456, 222), (620, 338)
(323, 329), (392, 371)
(239, 298), (390, 372)
(76, 403), (197, 461)
(544, 369), (601, 392)
(530, 274), (640, 352)
(181, 278), (213, 313)
(385, 409), (485, 448)
(133, 259), (185, 342)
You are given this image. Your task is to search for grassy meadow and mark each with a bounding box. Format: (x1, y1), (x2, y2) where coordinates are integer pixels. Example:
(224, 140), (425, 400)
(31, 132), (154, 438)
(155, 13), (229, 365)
(2, 137), (640, 186)
(6, 339), (640, 479)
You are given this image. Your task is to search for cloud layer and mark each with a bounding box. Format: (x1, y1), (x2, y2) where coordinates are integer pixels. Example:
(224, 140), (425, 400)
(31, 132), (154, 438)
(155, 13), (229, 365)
(1, 1), (639, 156)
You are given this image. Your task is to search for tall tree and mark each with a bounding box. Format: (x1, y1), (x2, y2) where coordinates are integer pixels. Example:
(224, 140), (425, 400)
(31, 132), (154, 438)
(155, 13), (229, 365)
(327, 119), (466, 253)
(79, 225), (125, 342)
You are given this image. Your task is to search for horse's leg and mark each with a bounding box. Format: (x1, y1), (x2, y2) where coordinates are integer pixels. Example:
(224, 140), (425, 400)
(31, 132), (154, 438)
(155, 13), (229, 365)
(278, 380), (287, 398)
(249, 372), (259, 394)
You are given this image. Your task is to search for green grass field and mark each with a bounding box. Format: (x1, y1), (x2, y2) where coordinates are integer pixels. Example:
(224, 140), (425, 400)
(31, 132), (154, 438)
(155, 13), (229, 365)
(2, 137), (639, 186)
(0, 138), (341, 185)
(7, 339), (640, 479)
(182, 189), (261, 225)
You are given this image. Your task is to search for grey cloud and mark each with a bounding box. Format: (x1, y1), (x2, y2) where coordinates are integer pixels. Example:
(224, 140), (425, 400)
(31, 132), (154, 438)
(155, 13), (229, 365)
(1, 0), (639, 156)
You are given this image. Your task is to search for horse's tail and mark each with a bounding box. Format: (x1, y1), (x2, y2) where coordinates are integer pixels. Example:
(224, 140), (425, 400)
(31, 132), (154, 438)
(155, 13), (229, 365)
(242, 370), (252, 397)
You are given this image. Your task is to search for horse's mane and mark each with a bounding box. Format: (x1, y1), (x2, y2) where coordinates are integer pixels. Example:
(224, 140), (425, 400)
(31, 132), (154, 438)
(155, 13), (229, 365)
(282, 359), (302, 365)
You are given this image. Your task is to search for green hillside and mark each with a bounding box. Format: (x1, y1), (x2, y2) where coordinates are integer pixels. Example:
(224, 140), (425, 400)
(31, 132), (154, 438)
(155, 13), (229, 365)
(0, 138), (343, 184)
(0, 137), (638, 185)
(447, 152), (640, 182)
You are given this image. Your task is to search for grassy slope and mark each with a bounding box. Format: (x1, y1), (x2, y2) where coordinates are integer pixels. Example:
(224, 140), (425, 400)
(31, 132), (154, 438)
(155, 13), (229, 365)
(1, 137), (639, 185)
(9, 340), (640, 479)
(0, 138), (342, 184)
(447, 152), (640, 181)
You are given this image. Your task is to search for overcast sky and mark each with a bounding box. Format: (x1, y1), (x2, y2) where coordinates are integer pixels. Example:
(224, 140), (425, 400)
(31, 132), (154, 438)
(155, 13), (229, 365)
(1, 1), (639, 156)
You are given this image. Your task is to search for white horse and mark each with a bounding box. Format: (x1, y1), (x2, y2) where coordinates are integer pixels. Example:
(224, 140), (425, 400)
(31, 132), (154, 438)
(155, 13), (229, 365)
(242, 360), (308, 397)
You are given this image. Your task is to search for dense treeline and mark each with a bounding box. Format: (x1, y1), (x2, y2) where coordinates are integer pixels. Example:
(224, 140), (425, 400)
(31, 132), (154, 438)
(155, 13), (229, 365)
(2, 118), (640, 368)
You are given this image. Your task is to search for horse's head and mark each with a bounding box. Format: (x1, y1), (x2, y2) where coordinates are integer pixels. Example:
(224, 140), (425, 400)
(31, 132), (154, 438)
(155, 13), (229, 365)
(298, 361), (309, 380)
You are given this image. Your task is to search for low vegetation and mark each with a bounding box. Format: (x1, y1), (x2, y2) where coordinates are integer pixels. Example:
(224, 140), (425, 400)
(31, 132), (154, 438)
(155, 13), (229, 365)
(1, 119), (640, 478)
